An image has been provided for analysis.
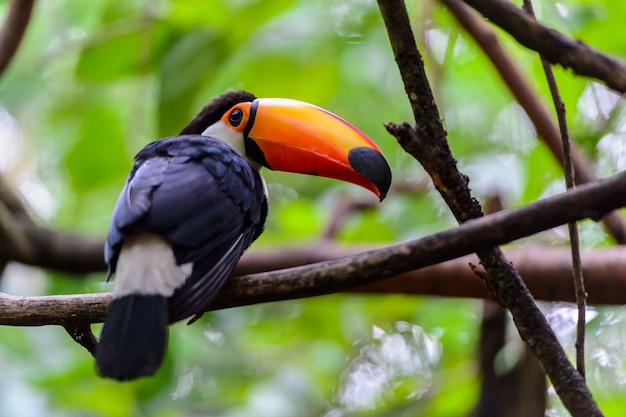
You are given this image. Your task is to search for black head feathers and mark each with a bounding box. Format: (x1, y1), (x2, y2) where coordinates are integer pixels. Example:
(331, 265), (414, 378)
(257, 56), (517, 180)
(180, 91), (257, 135)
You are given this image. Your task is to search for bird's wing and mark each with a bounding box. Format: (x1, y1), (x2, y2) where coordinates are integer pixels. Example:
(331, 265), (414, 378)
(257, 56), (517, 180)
(104, 156), (169, 274)
(105, 136), (266, 320)
(167, 232), (247, 323)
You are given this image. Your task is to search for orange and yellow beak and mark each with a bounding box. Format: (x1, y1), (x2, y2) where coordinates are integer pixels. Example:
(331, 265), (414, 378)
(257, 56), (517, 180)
(219, 98), (392, 201)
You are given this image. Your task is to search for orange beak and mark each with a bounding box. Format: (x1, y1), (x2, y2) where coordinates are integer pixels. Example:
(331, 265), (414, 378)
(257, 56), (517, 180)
(231, 98), (392, 200)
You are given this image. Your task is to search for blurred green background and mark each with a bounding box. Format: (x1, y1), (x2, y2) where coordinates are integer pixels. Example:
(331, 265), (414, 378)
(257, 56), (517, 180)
(1, 0), (626, 416)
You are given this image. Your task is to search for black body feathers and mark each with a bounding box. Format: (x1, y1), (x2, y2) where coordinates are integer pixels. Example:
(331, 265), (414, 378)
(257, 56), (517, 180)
(97, 133), (267, 381)
(104, 136), (267, 289)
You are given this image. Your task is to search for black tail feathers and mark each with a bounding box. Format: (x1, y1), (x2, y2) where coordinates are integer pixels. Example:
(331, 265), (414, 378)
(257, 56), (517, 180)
(96, 294), (168, 381)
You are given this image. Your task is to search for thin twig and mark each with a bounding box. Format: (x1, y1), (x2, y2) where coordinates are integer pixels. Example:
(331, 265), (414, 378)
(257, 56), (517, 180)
(319, 196), (378, 240)
(63, 322), (98, 357)
(522, 0), (587, 380)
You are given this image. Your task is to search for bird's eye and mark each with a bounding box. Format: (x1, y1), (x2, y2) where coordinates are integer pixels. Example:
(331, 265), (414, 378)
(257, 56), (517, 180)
(229, 109), (244, 127)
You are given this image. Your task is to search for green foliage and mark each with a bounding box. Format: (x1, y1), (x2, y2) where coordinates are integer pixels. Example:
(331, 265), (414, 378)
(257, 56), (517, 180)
(65, 105), (128, 191)
(1, 0), (626, 416)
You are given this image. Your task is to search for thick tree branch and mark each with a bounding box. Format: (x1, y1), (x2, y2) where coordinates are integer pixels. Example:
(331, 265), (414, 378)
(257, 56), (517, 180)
(377, 1), (602, 415)
(241, 245), (626, 305)
(0, 292), (110, 327)
(0, 172), (104, 272)
(443, 0), (626, 243)
(1, 171), (626, 326)
(0, 220), (105, 273)
(0, 0), (34, 76)
(461, 0), (626, 94)
(0, 175), (31, 219)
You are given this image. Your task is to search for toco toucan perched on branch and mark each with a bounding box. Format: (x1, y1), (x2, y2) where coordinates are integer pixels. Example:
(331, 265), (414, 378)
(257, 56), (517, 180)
(95, 91), (392, 381)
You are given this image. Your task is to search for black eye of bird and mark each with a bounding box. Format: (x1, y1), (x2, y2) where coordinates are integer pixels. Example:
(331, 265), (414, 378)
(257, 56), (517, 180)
(229, 109), (244, 127)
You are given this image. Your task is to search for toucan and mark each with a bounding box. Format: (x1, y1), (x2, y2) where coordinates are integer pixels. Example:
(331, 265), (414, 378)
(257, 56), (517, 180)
(95, 90), (392, 381)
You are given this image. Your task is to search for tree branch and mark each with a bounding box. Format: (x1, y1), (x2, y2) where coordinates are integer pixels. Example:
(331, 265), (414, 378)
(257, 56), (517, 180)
(0, 174), (31, 219)
(0, 219), (105, 273)
(0, 292), (110, 327)
(524, 0), (587, 377)
(520, 0), (587, 380)
(63, 321), (98, 357)
(461, 0), (626, 94)
(377, 1), (602, 415)
(241, 245), (626, 305)
(0, 171), (105, 273)
(0, 0), (34, 76)
(1, 171), (626, 325)
(443, 0), (626, 243)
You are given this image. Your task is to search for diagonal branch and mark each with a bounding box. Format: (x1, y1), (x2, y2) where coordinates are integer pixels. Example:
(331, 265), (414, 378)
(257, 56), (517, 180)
(376, 1), (602, 415)
(461, 0), (626, 94)
(0, 217), (105, 273)
(0, 172), (105, 273)
(1, 169), (625, 324)
(241, 245), (626, 305)
(9, 244), (626, 330)
(443, 0), (626, 243)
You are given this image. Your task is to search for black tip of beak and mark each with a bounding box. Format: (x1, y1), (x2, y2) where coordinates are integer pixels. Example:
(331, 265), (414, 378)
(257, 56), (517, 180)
(348, 147), (392, 201)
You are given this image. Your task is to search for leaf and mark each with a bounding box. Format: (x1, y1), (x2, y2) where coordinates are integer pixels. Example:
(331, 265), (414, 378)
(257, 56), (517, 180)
(64, 105), (129, 191)
(157, 28), (224, 136)
(76, 19), (169, 81)
(77, 29), (144, 81)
